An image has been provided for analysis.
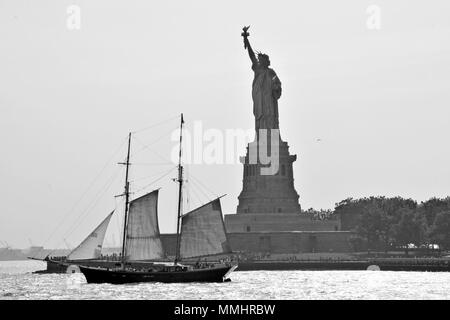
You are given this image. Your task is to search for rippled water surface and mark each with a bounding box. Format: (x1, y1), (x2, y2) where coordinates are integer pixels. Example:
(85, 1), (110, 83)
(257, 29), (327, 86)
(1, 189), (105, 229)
(1, 260), (449, 299)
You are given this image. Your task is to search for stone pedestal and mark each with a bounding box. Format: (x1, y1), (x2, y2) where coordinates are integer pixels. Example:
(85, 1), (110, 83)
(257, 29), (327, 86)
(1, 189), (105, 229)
(236, 136), (301, 214)
(225, 214), (340, 233)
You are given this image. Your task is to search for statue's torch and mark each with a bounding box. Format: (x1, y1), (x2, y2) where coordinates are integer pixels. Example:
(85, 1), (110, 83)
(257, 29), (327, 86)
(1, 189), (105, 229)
(241, 26), (250, 49)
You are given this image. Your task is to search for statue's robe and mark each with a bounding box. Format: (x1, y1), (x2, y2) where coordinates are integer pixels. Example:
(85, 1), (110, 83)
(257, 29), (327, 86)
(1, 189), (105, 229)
(252, 63), (282, 130)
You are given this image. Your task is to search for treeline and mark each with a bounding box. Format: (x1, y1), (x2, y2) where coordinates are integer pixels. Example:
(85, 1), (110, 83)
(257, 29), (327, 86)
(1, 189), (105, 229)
(333, 197), (450, 252)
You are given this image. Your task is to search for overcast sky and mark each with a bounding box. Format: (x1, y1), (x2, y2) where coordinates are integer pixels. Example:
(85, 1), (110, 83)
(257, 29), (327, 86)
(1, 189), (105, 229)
(1, 0), (450, 249)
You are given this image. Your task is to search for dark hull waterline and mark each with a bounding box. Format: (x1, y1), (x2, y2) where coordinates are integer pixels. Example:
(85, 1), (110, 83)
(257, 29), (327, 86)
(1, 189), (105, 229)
(33, 259), (121, 274)
(34, 258), (450, 274)
(80, 265), (237, 284)
(236, 260), (450, 272)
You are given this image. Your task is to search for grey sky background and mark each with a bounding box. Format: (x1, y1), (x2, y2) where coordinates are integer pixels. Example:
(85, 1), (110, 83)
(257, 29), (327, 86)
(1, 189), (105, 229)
(1, 0), (450, 249)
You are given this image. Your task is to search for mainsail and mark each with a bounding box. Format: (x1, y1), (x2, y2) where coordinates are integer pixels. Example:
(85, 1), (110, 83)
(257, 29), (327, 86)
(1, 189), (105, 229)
(67, 211), (113, 260)
(180, 198), (231, 259)
(125, 190), (165, 260)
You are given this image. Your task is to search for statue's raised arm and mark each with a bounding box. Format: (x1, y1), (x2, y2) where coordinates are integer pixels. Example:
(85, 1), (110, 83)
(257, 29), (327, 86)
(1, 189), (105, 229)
(241, 26), (257, 65)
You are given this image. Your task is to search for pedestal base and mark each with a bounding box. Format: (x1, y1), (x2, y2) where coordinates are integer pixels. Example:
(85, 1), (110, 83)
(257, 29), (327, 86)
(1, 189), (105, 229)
(236, 138), (301, 214)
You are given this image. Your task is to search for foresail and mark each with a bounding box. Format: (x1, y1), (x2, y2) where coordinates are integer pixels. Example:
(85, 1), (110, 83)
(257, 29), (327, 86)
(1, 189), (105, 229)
(67, 211), (113, 260)
(125, 190), (165, 260)
(180, 198), (231, 259)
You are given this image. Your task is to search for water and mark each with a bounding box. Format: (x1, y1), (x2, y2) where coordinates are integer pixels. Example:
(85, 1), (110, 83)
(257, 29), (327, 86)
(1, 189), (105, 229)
(1, 260), (449, 300)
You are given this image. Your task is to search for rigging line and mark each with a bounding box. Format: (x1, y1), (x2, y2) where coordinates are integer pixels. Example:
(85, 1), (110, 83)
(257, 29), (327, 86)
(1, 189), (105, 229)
(58, 167), (122, 249)
(68, 166), (121, 235)
(183, 168), (191, 212)
(56, 176), (120, 254)
(51, 169), (121, 253)
(182, 168), (190, 212)
(186, 179), (204, 209)
(131, 114), (180, 134)
(131, 141), (176, 172)
(132, 126), (179, 161)
(189, 173), (218, 199)
(131, 162), (174, 166)
(134, 124), (179, 150)
(136, 148), (173, 168)
(132, 166), (178, 196)
(132, 166), (177, 195)
(130, 166), (178, 183)
(38, 135), (128, 252)
(133, 162), (174, 166)
(188, 175), (213, 202)
(183, 182), (190, 212)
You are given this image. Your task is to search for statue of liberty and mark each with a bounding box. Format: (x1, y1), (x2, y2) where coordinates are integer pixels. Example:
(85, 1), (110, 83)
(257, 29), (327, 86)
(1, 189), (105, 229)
(241, 26), (281, 131)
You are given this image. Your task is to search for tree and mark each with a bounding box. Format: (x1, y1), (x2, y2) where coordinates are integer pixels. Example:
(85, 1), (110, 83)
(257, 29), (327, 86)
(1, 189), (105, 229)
(355, 203), (387, 252)
(428, 211), (450, 251)
(335, 196), (417, 232)
(417, 197), (450, 227)
(333, 196), (450, 253)
(392, 208), (426, 255)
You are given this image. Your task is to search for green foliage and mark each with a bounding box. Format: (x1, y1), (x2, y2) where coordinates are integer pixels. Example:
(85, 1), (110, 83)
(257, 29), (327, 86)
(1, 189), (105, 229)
(391, 208), (427, 252)
(334, 196), (450, 251)
(417, 197), (450, 226)
(428, 211), (450, 250)
(354, 203), (384, 247)
(303, 208), (333, 220)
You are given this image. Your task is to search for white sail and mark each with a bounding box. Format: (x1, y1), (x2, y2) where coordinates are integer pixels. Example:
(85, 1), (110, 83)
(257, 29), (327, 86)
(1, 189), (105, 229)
(67, 211), (113, 260)
(125, 190), (165, 260)
(180, 198), (231, 259)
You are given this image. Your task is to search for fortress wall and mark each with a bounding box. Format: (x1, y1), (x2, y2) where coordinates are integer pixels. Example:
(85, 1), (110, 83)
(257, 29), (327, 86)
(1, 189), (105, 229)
(224, 213), (340, 233)
(227, 232), (353, 253)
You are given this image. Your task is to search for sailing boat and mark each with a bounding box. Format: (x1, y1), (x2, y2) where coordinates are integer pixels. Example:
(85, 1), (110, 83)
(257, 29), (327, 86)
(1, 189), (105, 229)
(29, 211), (116, 274)
(78, 114), (237, 284)
(66, 212), (114, 261)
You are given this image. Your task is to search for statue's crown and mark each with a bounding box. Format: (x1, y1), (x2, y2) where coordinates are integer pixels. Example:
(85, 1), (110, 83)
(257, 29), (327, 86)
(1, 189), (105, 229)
(257, 52), (269, 60)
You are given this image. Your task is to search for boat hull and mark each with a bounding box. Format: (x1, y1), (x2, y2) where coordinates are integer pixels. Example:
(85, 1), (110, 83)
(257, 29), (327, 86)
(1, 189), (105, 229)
(33, 259), (123, 274)
(80, 265), (236, 284)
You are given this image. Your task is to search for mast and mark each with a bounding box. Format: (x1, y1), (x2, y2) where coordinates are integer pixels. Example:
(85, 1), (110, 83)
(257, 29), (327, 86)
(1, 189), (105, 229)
(120, 132), (132, 268)
(174, 114), (184, 265)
